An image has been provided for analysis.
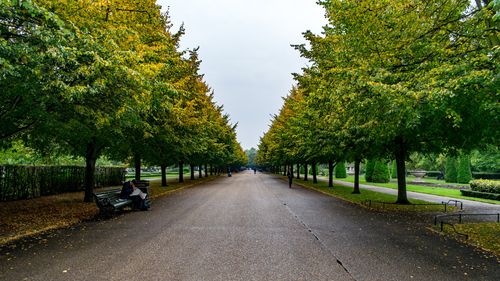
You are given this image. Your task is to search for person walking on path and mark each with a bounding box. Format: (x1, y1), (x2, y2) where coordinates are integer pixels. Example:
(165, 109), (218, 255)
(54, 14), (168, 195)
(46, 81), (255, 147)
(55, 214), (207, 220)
(287, 169), (293, 188)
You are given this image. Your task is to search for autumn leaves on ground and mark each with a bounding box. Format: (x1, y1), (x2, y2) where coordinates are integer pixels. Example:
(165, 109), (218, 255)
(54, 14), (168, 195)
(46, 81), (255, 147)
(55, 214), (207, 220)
(0, 177), (216, 245)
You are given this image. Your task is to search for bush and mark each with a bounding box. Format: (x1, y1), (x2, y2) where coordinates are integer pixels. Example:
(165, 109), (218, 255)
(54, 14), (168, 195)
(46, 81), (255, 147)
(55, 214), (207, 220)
(371, 161), (390, 183)
(0, 165), (125, 201)
(470, 179), (500, 194)
(472, 172), (500, 180)
(456, 155), (473, 184)
(335, 162), (347, 178)
(365, 160), (375, 182)
(460, 190), (500, 201)
(445, 157), (457, 183)
(391, 161), (397, 179)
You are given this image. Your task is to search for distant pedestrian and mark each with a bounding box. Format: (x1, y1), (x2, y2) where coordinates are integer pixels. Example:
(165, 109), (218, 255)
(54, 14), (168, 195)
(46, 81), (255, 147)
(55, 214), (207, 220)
(253, 168), (257, 174)
(287, 170), (292, 188)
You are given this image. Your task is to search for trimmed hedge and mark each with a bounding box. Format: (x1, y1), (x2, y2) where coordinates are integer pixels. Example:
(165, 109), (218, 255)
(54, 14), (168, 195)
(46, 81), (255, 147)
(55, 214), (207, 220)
(445, 157), (457, 183)
(456, 155), (473, 184)
(371, 161), (390, 183)
(470, 179), (500, 194)
(335, 162), (347, 178)
(0, 165), (125, 201)
(472, 172), (500, 180)
(365, 160), (375, 182)
(391, 161), (397, 179)
(460, 189), (500, 201)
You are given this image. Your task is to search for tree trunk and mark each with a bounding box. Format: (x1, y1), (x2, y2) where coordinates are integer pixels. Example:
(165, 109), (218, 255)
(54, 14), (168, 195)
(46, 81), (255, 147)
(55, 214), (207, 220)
(352, 159), (361, 194)
(179, 161), (184, 183)
(210, 164), (213, 176)
(190, 164), (195, 180)
(395, 137), (410, 204)
(296, 163), (300, 179)
(328, 160), (335, 187)
(290, 164), (294, 179)
(283, 165), (287, 176)
(161, 164), (167, 187)
(83, 142), (98, 202)
(134, 153), (141, 180)
(198, 165), (202, 178)
(304, 163), (308, 181)
(205, 164), (208, 177)
(312, 161), (317, 183)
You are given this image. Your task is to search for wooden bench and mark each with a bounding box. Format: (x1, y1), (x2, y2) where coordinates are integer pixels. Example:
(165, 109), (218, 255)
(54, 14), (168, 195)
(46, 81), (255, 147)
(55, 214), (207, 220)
(93, 180), (151, 217)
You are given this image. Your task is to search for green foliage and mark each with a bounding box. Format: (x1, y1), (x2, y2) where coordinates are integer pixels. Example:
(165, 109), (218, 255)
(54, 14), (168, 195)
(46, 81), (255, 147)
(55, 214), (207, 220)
(364, 160), (375, 182)
(335, 162), (347, 178)
(445, 157), (458, 183)
(245, 148), (257, 167)
(372, 161), (390, 183)
(457, 155), (473, 184)
(1, 0), (246, 201)
(470, 179), (500, 194)
(391, 161), (397, 179)
(460, 189), (500, 200)
(471, 146), (500, 173)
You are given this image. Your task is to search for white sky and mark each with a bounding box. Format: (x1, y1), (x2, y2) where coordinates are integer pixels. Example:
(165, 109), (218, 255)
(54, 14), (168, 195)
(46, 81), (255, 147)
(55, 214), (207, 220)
(157, 0), (326, 150)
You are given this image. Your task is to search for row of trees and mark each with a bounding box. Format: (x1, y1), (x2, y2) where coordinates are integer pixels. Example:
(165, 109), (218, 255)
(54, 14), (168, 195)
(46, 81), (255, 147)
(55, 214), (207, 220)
(1, 0), (247, 202)
(256, 0), (499, 203)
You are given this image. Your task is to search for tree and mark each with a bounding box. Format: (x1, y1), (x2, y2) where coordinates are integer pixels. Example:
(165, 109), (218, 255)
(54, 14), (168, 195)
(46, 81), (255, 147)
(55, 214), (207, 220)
(365, 160), (375, 183)
(0, 0), (73, 143)
(245, 148), (257, 168)
(371, 161), (390, 183)
(457, 154), (473, 184)
(445, 157), (458, 183)
(295, 0), (499, 204)
(335, 162), (347, 178)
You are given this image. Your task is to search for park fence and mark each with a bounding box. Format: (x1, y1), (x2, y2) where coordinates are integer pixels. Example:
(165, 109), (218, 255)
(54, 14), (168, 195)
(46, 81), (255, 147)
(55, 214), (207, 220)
(0, 165), (125, 201)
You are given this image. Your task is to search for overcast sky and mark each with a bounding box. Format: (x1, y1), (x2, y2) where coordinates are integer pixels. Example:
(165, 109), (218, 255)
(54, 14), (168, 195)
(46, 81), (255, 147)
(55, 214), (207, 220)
(157, 0), (326, 150)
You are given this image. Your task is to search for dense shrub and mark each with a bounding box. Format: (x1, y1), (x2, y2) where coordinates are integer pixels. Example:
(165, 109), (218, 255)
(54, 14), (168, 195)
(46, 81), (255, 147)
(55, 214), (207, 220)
(335, 162), (347, 178)
(472, 172), (500, 180)
(445, 157), (457, 183)
(391, 161), (397, 179)
(371, 161), (390, 183)
(425, 171), (444, 178)
(470, 179), (500, 194)
(460, 190), (500, 201)
(0, 165), (125, 201)
(456, 155), (473, 184)
(364, 160), (375, 182)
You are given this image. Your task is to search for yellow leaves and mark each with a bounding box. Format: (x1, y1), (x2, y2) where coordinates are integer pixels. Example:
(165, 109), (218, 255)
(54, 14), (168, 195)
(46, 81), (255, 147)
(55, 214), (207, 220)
(0, 192), (98, 245)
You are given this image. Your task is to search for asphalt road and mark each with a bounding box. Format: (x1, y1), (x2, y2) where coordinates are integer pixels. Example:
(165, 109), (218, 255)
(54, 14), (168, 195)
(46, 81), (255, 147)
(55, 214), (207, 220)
(0, 171), (498, 281)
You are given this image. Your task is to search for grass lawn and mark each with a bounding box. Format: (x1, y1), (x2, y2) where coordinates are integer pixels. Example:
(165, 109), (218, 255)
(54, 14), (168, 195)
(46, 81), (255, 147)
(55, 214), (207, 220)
(436, 223), (500, 256)
(125, 172), (189, 180)
(292, 177), (451, 213)
(331, 176), (500, 205)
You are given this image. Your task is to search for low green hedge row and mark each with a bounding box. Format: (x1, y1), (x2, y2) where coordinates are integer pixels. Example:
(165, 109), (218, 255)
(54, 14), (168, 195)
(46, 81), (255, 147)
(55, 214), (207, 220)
(460, 189), (500, 201)
(470, 179), (500, 194)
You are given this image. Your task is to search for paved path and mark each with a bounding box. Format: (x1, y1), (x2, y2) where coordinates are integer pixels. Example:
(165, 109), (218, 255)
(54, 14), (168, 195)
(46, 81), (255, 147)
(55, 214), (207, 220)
(316, 176), (500, 215)
(0, 171), (498, 281)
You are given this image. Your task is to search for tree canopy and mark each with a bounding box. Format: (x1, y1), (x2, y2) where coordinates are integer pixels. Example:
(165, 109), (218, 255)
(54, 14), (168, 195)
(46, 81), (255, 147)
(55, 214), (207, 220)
(1, 0), (246, 201)
(257, 0), (499, 203)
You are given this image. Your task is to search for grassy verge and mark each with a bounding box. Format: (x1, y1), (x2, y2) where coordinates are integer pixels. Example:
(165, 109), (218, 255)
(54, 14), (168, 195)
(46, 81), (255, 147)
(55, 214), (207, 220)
(330, 176), (500, 205)
(125, 172), (189, 180)
(291, 177), (451, 213)
(0, 176), (218, 246)
(435, 223), (500, 257)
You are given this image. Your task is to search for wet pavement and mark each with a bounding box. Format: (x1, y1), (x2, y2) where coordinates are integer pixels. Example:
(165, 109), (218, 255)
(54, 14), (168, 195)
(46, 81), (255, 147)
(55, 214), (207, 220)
(0, 171), (498, 280)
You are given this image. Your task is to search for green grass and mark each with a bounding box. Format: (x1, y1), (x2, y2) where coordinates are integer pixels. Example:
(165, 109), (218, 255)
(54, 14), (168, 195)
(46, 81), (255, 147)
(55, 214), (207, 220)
(293, 177), (451, 212)
(330, 176), (500, 205)
(437, 223), (500, 256)
(125, 172), (190, 180)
